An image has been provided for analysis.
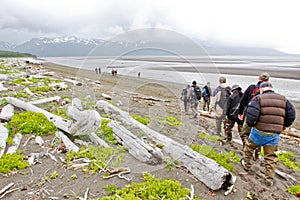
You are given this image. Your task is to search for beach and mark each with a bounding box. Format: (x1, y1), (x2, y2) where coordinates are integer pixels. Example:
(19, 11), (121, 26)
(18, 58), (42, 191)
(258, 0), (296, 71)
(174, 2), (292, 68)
(1, 59), (300, 199)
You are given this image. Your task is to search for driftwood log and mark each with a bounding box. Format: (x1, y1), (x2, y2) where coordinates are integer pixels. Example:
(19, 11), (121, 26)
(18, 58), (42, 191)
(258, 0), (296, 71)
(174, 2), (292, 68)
(55, 131), (79, 152)
(6, 134), (22, 154)
(96, 100), (233, 191)
(108, 120), (163, 164)
(29, 96), (61, 105)
(0, 104), (14, 121)
(66, 98), (101, 136)
(0, 124), (8, 158)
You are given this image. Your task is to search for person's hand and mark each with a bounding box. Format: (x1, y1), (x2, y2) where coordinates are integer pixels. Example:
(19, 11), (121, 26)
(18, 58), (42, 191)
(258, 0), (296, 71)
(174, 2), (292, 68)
(238, 114), (244, 121)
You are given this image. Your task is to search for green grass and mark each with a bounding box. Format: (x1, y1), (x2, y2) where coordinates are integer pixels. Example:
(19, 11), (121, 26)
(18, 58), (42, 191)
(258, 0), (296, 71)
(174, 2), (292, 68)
(276, 151), (300, 171)
(130, 113), (150, 125)
(199, 132), (222, 142)
(287, 185), (300, 196)
(0, 150), (30, 174)
(190, 144), (240, 172)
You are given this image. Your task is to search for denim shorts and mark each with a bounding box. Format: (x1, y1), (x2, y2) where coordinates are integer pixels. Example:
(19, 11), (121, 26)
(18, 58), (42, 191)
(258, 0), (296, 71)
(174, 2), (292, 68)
(249, 128), (280, 146)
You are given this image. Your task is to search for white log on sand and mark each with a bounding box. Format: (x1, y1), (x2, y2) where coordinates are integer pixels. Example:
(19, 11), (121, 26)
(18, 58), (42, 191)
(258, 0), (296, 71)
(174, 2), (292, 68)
(0, 104), (14, 121)
(108, 120), (163, 164)
(0, 124), (8, 158)
(101, 93), (112, 100)
(55, 131), (79, 152)
(6, 133), (22, 154)
(24, 87), (34, 96)
(5, 97), (69, 133)
(96, 100), (234, 191)
(28, 96), (61, 105)
(49, 82), (68, 90)
(66, 98), (101, 136)
(64, 78), (82, 86)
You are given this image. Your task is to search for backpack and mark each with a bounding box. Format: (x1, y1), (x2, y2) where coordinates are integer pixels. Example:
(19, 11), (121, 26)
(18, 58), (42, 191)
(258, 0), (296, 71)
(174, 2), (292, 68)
(194, 86), (202, 100)
(217, 86), (231, 109)
(202, 87), (207, 97)
(181, 88), (188, 101)
(251, 84), (260, 98)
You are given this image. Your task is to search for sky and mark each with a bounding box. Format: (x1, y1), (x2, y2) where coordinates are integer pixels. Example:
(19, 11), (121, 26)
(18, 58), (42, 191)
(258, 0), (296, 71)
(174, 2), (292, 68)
(1, 0), (300, 54)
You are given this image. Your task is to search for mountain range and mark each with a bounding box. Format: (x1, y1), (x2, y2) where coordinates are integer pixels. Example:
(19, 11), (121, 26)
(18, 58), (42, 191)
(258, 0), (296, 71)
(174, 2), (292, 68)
(0, 36), (292, 57)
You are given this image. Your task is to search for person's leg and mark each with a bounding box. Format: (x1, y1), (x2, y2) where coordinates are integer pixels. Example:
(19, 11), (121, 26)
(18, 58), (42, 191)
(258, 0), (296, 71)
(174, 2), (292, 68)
(224, 118), (234, 142)
(240, 116), (251, 148)
(263, 145), (277, 186)
(243, 138), (259, 170)
(184, 100), (188, 113)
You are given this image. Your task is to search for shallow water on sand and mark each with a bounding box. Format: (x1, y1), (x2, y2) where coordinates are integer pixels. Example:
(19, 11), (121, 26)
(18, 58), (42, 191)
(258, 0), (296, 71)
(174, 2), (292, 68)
(44, 56), (300, 102)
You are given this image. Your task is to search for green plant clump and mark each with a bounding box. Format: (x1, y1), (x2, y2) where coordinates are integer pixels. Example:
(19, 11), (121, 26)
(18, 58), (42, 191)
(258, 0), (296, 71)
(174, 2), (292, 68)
(5, 111), (58, 137)
(159, 115), (182, 127)
(95, 119), (118, 144)
(276, 151), (300, 171)
(0, 150), (30, 174)
(131, 113), (150, 125)
(95, 172), (202, 200)
(66, 146), (119, 173)
(287, 185), (300, 196)
(199, 132), (222, 142)
(190, 144), (240, 172)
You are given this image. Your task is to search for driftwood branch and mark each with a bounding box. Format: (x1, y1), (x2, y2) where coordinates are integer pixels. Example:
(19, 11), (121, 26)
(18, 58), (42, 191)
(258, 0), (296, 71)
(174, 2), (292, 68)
(55, 131), (79, 152)
(28, 96), (61, 105)
(0, 124), (8, 158)
(96, 100), (233, 191)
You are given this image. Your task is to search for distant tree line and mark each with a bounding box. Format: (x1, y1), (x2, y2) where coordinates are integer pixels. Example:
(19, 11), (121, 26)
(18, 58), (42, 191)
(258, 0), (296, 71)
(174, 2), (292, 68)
(0, 50), (36, 58)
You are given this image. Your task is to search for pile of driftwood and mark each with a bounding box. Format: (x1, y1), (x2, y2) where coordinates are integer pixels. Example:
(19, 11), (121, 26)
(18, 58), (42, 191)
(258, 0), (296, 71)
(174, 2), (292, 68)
(0, 96), (236, 193)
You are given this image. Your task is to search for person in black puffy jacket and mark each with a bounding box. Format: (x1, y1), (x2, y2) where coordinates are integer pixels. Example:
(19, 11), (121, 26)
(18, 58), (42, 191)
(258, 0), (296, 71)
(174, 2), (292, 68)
(223, 84), (243, 144)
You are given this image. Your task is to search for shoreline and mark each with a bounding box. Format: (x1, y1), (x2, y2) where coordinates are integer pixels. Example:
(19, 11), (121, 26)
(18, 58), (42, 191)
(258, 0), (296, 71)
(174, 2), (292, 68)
(43, 61), (300, 129)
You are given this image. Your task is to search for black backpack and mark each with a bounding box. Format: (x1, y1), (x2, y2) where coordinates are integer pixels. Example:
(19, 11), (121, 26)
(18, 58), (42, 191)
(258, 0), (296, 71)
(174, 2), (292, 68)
(194, 86), (202, 100)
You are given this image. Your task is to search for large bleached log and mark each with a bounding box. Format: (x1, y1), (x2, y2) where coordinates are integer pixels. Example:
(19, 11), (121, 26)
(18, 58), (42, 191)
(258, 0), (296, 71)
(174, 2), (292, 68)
(108, 120), (163, 164)
(64, 78), (82, 86)
(66, 98), (101, 136)
(0, 124), (8, 158)
(55, 131), (79, 152)
(0, 104), (14, 121)
(6, 134), (22, 154)
(24, 87), (34, 96)
(28, 96), (61, 105)
(96, 100), (234, 191)
(5, 97), (70, 133)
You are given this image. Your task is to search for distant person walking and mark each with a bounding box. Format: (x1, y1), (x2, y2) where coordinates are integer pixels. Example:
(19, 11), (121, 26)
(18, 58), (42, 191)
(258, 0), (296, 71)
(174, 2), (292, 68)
(181, 84), (191, 114)
(202, 82), (212, 111)
(112, 69), (115, 76)
(209, 76), (231, 136)
(95, 67), (98, 74)
(238, 72), (270, 147)
(114, 69), (118, 76)
(138, 72), (141, 78)
(187, 80), (201, 118)
(241, 82), (296, 186)
(98, 67), (101, 74)
(223, 84), (243, 144)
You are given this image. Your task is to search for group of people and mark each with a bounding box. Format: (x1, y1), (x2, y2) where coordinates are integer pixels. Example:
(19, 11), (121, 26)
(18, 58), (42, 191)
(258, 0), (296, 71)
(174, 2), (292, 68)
(94, 67), (101, 74)
(111, 69), (118, 76)
(181, 72), (296, 187)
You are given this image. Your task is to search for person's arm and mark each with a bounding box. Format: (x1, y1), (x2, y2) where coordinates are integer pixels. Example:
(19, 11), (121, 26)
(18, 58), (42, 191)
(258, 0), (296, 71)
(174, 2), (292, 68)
(238, 84), (255, 115)
(246, 96), (260, 127)
(284, 100), (296, 127)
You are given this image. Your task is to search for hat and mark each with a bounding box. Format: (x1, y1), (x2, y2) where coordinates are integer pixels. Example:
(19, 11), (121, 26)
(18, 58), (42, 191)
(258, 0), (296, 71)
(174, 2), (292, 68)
(231, 84), (241, 92)
(259, 82), (273, 89)
(207, 81), (210, 85)
(259, 72), (270, 81)
(192, 80), (197, 85)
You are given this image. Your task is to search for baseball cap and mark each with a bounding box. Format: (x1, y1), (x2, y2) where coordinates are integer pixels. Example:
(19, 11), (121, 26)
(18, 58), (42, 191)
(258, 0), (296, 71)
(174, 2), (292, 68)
(231, 84), (242, 92)
(259, 72), (270, 81)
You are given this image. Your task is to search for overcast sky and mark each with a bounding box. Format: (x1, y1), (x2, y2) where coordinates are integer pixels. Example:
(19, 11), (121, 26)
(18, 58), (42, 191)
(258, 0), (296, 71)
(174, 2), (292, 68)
(1, 0), (300, 54)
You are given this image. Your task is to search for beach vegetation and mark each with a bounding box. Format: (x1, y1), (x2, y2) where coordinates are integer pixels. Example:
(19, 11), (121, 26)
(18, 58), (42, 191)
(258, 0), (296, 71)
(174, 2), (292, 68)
(0, 99), (8, 106)
(0, 150), (30, 174)
(66, 146), (119, 173)
(199, 132), (222, 142)
(95, 172), (202, 200)
(287, 185), (300, 196)
(130, 113), (150, 125)
(5, 111), (57, 137)
(190, 144), (240, 172)
(95, 119), (118, 144)
(158, 115), (181, 127)
(276, 151), (300, 171)
(12, 91), (31, 99)
(50, 171), (59, 179)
